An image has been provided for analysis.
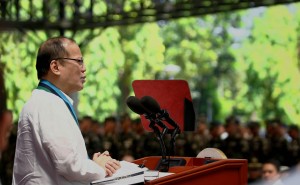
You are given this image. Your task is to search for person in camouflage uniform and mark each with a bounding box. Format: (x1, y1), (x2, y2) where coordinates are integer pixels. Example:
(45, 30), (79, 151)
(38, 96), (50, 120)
(286, 124), (300, 167)
(207, 120), (224, 150)
(187, 117), (210, 157)
(221, 115), (249, 159)
(266, 119), (289, 166)
(118, 113), (137, 161)
(247, 121), (269, 164)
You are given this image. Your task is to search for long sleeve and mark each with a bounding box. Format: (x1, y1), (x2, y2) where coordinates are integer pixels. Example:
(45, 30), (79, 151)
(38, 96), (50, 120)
(13, 89), (105, 185)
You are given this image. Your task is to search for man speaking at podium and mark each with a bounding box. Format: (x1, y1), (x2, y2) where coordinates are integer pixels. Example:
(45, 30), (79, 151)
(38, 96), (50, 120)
(12, 37), (120, 185)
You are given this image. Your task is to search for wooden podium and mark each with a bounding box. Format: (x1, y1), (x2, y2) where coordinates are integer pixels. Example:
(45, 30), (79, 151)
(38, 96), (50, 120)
(133, 156), (248, 185)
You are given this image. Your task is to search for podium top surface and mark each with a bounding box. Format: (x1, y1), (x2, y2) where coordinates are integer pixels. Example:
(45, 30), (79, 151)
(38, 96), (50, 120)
(133, 156), (248, 185)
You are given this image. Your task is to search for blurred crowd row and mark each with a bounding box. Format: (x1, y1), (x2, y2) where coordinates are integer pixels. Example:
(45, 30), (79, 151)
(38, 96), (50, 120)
(1, 111), (300, 184)
(79, 114), (300, 166)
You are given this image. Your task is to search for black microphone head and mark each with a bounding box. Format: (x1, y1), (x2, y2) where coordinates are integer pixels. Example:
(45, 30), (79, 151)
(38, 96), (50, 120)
(126, 96), (147, 115)
(140, 96), (161, 114)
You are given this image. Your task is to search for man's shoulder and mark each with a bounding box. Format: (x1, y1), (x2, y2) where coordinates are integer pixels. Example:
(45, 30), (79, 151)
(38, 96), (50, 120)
(19, 89), (68, 124)
(22, 89), (64, 113)
(29, 89), (63, 104)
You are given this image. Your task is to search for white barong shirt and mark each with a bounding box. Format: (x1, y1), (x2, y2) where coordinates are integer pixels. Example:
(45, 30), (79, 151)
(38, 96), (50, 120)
(13, 89), (105, 185)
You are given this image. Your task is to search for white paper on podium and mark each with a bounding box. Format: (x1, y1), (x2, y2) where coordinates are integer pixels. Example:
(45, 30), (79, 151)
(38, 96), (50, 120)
(91, 161), (174, 185)
(91, 161), (148, 185)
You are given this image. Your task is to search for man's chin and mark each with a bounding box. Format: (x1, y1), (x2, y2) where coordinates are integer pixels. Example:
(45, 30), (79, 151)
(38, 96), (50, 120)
(69, 86), (84, 94)
(78, 85), (84, 91)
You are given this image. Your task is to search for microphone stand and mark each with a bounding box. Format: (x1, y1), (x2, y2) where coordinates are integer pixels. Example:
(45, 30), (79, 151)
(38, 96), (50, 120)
(157, 110), (181, 156)
(145, 115), (169, 172)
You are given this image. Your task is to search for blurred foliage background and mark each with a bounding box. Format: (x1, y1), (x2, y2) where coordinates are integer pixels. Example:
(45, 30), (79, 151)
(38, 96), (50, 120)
(1, 2), (300, 126)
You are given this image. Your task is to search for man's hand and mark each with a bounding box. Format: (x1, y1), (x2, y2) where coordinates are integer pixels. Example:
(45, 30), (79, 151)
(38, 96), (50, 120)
(93, 151), (121, 177)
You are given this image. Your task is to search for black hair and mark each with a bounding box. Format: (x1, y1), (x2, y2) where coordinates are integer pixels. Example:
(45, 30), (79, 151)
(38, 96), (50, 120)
(209, 120), (221, 131)
(264, 159), (281, 173)
(225, 115), (240, 127)
(36, 36), (76, 79)
(104, 116), (117, 125)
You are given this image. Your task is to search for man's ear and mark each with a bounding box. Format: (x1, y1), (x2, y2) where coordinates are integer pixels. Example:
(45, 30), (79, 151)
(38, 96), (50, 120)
(49, 60), (61, 75)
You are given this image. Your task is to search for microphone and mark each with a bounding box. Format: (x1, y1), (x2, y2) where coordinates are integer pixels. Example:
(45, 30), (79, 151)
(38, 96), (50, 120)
(126, 96), (168, 135)
(140, 96), (180, 130)
(126, 96), (147, 115)
(140, 95), (161, 114)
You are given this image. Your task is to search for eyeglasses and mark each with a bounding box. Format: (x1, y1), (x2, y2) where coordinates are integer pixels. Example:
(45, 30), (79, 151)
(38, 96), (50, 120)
(55, 57), (84, 67)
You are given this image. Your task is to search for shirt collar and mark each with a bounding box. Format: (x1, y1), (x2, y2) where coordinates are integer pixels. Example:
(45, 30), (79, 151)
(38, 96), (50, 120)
(60, 91), (74, 105)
